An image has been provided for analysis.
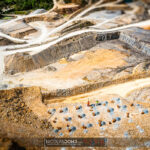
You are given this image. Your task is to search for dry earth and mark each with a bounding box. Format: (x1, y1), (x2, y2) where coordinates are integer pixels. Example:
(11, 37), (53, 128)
(1, 0), (150, 149)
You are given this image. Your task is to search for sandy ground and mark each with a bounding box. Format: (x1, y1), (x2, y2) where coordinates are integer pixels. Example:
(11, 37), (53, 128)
(53, 49), (127, 79)
(48, 77), (150, 104)
(3, 48), (127, 90)
(47, 93), (150, 146)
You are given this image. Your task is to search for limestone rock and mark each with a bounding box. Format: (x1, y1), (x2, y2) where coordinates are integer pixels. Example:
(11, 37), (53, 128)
(30, 9), (47, 15)
(114, 70), (131, 80)
(4, 52), (40, 75)
(132, 62), (150, 75)
(0, 36), (15, 46)
(44, 66), (57, 72)
(120, 27), (150, 56)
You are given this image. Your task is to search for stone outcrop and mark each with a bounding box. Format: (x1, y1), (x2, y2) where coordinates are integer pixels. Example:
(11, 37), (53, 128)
(0, 87), (56, 147)
(119, 27), (150, 56)
(4, 31), (120, 74)
(5, 27), (150, 75)
(43, 71), (150, 102)
(0, 20), (37, 39)
(0, 36), (15, 46)
(24, 12), (62, 23)
(132, 61), (150, 75)
(5, 52), (40, 75)
(0, 87), (51, 129)
(55, 3), (81, 14)
(9, 27), (37, 39)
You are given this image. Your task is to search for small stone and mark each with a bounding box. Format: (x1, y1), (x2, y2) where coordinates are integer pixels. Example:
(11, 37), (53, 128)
(13, 99), (19, 103)
(68, 129), (72, 132)
(45, 66), (57, 72)
(14, 118), (18, 123)
(112, 118), (116, 123)
(98, 120), (106, 126)
(107, 109), (111, 113)
(96, 103), (102, 106)
(57, 127), (62, 130)
(127, 113), (130, 118)
(59, 110), (63, 113)
(92, 112), (96, 116)
(53, 120), (56, 123)
(116, 117), (121, 121)
(71, 126), (76, 132)
(87, 123), (93, 128)
(109, 121), (112, 124)
(76, 106), (82, 110)
(54, 129), (59, 133)
(20, 102), (25, 107)
(122, 105), (127, 109)
(48, 111), (52, 114)
(130, 103), (134, 107)
(9, 70), (15, 75)
(107, 108), (114, 113)
(82, 125), (87, 129)
(78, 115), (82, 118)
(117, 105), (121, 108)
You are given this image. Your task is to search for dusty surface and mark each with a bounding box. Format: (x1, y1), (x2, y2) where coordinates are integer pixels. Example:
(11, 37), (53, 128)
(1, 0), (150, 149)
(47, 94), (150, 140)
(53, 49), (127, 79)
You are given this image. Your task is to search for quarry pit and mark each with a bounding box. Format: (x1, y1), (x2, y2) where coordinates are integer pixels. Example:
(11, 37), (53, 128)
(1, 0), (150, 149)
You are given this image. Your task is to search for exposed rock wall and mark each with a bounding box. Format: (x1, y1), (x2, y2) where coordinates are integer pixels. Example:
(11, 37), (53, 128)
(5, 27), (150, 76)
(0, 87), (55, 147)
(0, 87), (51, 129)
(0, 37), (15, 46)
(24, 12), (62, 23)
(43, 71), (150, 102)
(5, 53), (40, 75)
(9, 28), (37, 39)
(5, 31), (120, 74)
(119, 27), (150, 56)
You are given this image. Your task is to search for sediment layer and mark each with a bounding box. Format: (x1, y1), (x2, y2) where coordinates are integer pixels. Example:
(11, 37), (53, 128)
(0, 36), (15, 46)
(4, 31), (120, 74)
(43, 71), (150, 102)
(120, 27), (150, 56)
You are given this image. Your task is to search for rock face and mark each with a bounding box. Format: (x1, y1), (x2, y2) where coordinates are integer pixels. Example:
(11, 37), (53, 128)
(4, 53), (40, 75)
(24, 12), (62, 23)
(119, 27), (150, 56)
(4, 31), (120, 74)
(0, 20), (37, 38)
(9, 27), (37, 39)
(0, 87), (52, 129)
(132, 61), (150, 75)
(0, 87), (54, 147)
(0, 36), (15, 46)
(127, 86), (150, 102)
(4, 27), (150, 76)
(30, 9), (47, 15)
(55, 4), (80, 14)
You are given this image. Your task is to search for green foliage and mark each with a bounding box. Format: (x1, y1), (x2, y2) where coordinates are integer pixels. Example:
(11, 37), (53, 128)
(14, 10), (31, 15)
(0, 0), (54, 14)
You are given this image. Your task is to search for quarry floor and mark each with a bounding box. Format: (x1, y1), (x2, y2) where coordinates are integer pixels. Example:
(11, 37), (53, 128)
(1, 1), (150, 149)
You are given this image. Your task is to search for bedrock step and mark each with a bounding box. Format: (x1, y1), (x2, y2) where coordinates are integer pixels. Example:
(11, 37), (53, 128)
(5, 31), (120, 74)
(0, 36), (15, 46)
(43, 72), (150, 102)
(119, 27), (150, 56)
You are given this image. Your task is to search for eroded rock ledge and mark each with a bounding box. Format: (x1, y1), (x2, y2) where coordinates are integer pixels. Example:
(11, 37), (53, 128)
(5, 27), (150, 75)
(4, 31), (120, 74)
